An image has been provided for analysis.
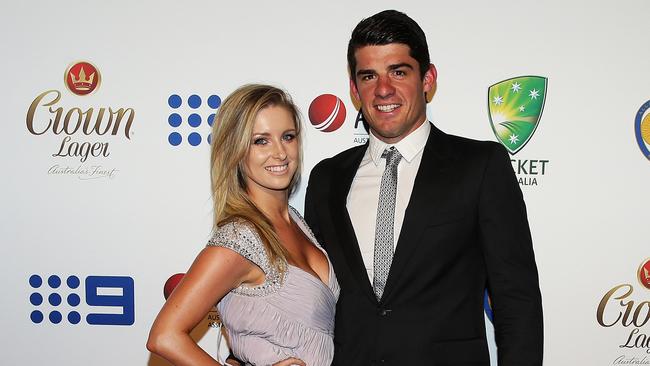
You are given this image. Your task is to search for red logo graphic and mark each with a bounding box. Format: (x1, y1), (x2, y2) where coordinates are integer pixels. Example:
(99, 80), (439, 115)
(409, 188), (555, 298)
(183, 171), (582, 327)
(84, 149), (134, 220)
(639, 258), (650, 290)
(163, 273), (185, 299)
(65, 61), (101, 96)
(308, 94), (346, 132)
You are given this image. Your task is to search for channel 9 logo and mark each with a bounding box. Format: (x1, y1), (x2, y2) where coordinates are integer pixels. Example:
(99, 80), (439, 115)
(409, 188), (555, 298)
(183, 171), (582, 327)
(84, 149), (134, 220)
(28, 274), (135, 326)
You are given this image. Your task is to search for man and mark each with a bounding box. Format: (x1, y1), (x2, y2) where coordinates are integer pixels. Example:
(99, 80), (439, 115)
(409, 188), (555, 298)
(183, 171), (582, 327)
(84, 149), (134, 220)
(304, 10), (543, 365)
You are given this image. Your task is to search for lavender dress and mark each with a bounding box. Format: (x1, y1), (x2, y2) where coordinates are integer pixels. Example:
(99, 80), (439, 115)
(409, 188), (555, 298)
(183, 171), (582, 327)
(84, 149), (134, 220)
(207, 208), (339, 366)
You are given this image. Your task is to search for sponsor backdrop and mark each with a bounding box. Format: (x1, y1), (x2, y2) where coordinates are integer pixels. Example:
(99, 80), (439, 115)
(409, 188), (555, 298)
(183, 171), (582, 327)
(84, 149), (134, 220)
(2, 0), (650, 365)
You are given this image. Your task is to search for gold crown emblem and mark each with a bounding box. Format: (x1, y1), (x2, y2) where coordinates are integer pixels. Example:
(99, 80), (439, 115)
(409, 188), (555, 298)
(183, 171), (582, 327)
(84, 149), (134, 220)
(70, 67), (95, 91)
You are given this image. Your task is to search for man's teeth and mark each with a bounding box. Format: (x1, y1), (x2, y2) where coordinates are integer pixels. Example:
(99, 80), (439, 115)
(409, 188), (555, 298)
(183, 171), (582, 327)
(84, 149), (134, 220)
(266, 164), (288, 172)
(377, 104), (399, 112)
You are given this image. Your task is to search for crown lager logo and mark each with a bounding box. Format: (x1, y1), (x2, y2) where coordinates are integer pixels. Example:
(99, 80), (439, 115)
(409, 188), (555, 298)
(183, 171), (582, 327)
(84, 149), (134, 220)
(65, 61), (101, 96)
(596, 258), (650, 360)
(488, 76), (547, 155)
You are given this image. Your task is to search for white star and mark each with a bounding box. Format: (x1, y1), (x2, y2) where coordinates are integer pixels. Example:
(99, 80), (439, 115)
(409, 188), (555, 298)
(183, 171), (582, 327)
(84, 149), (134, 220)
(493, 95), (504, 105)
(508, 134), (519, 145)
(511, 82), (521, 92)
(519, 105), (526, 112)
(529, 89), (540, 99)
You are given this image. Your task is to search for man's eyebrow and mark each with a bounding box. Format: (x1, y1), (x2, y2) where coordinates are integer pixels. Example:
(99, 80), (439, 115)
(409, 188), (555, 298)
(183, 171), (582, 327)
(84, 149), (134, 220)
(356, 63), (414, 77)
(388, 63), (414, 71)
(356, 69), (375, 77)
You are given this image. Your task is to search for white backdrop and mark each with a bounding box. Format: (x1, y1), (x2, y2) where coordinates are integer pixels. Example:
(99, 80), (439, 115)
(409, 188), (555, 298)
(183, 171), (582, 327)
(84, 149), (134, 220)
(2, 1), (650, 365)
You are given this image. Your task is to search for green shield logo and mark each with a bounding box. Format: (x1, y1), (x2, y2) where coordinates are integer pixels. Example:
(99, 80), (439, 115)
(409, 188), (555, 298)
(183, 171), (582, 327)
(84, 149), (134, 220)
(488, 76), (547, 154)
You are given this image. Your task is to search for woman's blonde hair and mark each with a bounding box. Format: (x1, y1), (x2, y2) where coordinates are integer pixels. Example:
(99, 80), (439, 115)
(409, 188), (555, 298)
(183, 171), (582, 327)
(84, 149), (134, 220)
(210, 84), (302, 271)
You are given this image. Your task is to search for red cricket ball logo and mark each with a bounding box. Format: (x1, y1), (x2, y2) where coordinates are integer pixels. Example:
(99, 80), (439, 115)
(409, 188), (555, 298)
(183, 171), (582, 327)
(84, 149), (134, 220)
(639, 258), (650, 290)
(163, 273), (185, 299)
(308, 94), (346, 132)
(65, 61), (101, 96)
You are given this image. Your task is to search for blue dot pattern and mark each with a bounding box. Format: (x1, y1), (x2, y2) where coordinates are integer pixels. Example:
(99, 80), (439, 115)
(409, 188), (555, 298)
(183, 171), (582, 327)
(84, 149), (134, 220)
(30, 274), (82, 325)
(167, 93), (221, 147)
(188, 95), (202, 109)
(31, 310), (43, 323)
(168, 132), (182, 146)
(188, 113), (201, 127)
(50, 311), (62, 324)
(168, 94), (182, 108)
(168, 113), (182, 127)
(68, 311), (81, 324)
(48, 275), (61, 288)
(49, 293), (62, 306)
(68, 293), (81, 306)
(29, 275), (42, 288)
(208, 95), (221, 109)
(67, 276), (80, 289)
(30, 293), (43, 306)
(188, 132), (202, 146)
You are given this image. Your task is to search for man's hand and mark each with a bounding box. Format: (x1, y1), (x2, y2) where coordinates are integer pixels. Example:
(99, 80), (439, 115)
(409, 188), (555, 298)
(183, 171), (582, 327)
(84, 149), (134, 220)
(273, 357), (306, 366)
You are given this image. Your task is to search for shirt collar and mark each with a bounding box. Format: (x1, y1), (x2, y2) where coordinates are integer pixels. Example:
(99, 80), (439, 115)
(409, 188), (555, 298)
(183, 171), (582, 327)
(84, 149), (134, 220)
(368, 120), (431, 166)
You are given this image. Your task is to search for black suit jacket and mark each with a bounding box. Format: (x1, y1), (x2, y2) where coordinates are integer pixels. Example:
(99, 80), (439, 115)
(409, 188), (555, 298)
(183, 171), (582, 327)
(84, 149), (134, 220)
(304, 125), (543, 366)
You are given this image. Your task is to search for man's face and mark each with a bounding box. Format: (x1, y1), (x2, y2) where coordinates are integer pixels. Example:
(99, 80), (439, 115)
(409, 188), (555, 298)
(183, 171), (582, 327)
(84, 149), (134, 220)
(350, 43), (436, 144)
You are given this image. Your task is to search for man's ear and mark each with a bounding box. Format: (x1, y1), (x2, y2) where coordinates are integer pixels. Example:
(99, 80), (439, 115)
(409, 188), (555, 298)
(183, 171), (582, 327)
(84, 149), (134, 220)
(423, 63), (437, 93)
(350, 78), (360, 101)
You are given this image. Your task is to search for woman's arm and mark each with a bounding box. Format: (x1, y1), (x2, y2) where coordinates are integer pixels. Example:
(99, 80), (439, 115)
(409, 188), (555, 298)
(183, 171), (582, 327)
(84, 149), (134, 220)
(147, 246), (258, 366)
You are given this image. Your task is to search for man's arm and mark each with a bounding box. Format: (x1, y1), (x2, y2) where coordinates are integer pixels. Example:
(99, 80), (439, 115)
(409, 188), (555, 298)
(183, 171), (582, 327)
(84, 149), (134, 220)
(478, 143), (543, 366)
(304, 162), (324, 245)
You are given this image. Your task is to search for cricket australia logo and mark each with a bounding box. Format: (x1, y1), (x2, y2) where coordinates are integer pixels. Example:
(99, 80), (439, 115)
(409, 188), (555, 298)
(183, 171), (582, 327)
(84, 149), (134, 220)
(488, 76), (547, 155)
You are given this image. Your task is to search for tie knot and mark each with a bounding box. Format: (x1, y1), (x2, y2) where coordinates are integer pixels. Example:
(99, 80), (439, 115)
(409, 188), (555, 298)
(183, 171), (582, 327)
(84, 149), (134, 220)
(382, 147), (402, 167)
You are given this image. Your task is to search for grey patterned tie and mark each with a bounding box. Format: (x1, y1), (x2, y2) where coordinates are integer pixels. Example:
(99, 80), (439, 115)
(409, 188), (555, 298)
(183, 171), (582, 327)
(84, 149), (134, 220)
(373, 147), (402, 300)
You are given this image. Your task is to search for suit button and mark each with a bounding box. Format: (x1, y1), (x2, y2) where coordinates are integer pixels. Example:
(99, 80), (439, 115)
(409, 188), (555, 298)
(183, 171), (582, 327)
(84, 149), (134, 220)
(378, 308), (391, 316)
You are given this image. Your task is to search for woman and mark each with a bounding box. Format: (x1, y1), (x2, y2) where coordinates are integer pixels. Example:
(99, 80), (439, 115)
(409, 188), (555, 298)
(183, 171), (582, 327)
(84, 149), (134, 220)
(147, 84), (339, 366)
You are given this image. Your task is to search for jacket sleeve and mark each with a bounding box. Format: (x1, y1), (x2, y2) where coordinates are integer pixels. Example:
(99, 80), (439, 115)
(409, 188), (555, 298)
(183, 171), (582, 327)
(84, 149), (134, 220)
(478, 143), (544, 365)
(304, 162), (324, 248)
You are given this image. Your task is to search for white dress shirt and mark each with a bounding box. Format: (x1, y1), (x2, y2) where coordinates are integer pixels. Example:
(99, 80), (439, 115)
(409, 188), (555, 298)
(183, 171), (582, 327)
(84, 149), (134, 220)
(346, 121), (431, 282)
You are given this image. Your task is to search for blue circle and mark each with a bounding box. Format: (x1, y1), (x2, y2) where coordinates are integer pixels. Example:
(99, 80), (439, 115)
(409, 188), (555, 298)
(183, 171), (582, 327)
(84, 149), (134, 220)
(48, 275), (61, 288)
(188, 95), (202, 109)
(49, 311), (62, 324)
(207, 134), (212, 145)
(30, 292), (43, 306)
(67, 293), (81, 307)
(208, 113), (215, 126)
(634, 100), (650, 159)
(49, 293), (62, 306)
(188, 132), (202, 146)
(29, 275), (42, 288)
(168, 94), (182, 108)
(66, 275), (80, 289)
(168, 113), (182, 127)
(188, 113), (201, 127)
(208, 95), (222, 109)
(68, 311), (81, 324)
(31, 310), (43, 323)
(168, 132), (182, 146)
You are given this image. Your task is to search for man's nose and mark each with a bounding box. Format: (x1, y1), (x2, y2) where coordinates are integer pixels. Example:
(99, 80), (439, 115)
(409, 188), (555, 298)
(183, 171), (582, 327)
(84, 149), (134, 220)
(375, 76), (395, 98)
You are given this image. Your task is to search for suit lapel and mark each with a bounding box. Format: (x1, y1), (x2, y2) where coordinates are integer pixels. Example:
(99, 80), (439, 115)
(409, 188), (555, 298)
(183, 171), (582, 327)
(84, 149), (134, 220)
(328, 145), (377, 303)
(381, 126), (453, 303)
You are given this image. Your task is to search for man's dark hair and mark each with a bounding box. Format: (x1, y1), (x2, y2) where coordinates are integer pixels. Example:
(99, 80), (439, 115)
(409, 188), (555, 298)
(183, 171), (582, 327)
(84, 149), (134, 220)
(347, 10), (431, 80)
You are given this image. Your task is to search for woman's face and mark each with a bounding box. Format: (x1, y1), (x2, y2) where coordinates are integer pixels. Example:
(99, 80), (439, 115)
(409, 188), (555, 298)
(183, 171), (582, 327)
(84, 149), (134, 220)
(243, 105), (299, 197)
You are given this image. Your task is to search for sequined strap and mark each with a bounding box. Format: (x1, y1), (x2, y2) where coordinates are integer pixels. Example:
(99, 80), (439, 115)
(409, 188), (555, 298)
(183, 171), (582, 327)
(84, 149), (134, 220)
(289, 206), (321, 248)
(207, 220), (273, 275)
